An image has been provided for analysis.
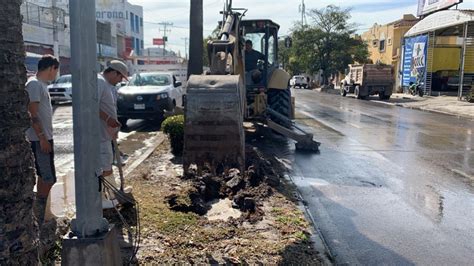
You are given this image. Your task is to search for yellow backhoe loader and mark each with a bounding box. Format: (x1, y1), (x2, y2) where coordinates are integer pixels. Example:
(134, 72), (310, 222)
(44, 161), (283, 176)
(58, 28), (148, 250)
(184, 1), (319, 173)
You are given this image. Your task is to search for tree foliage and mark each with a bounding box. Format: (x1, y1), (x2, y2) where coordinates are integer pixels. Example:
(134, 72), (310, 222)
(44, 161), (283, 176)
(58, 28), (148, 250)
(279, 5), (369, 84)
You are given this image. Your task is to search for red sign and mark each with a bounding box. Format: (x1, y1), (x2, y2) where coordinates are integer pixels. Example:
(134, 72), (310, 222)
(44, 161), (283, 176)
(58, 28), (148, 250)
(153, 38), (165, 45)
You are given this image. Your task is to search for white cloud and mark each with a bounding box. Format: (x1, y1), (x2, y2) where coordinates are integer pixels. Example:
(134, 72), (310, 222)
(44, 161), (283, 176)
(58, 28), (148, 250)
(128, 0), (474, 55)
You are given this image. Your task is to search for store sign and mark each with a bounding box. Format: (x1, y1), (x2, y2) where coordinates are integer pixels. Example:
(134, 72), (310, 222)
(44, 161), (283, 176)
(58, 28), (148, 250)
(23, 24), (53, 45)
(97, 44), (117, 58)
(153, 38), (165, 45)
(96, 0), (127, 33)
(402, 35), (428, 86)
(417, 0), (462, 16)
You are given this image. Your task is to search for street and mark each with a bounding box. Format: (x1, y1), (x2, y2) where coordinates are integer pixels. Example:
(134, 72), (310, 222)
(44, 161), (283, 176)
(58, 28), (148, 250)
(278, 90), (474, 264)
(48, 104), (162, 217)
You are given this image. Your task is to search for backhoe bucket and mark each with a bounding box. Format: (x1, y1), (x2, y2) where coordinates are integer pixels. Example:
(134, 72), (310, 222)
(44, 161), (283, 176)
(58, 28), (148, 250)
(184, 75), (245, 173)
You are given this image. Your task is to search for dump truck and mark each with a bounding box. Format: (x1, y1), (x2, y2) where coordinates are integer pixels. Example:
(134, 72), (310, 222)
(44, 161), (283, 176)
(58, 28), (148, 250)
(340, 64), (394, 100)
(183, 1), (319, 173)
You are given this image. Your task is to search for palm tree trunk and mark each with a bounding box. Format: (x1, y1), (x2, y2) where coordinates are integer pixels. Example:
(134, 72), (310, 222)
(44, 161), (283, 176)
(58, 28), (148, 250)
(0, 0), (39, 264)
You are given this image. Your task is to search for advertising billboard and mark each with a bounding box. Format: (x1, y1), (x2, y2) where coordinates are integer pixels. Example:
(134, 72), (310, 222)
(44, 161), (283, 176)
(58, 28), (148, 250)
(153, 38), (165, 45)
(402, 35), (428, 86)
(417, 0), (462, 16)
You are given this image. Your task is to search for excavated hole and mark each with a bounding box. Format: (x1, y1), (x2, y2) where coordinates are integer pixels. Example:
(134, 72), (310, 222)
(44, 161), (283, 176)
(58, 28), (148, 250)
(166, 147), (284, 222)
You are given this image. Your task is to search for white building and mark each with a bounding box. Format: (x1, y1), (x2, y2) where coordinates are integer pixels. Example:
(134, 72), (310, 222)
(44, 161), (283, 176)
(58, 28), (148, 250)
(21, 0), (71, 73)
(96, 0), (144, 57)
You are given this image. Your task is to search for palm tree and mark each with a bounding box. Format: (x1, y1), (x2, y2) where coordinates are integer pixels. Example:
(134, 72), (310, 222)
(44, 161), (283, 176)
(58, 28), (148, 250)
(0, 0), (39, 264)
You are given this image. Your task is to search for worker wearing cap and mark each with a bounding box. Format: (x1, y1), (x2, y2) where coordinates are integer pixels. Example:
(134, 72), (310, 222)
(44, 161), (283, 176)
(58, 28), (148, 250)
(98, 60), (128, 208)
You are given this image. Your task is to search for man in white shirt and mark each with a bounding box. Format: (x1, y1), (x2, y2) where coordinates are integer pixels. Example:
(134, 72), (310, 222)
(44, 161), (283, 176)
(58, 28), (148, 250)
(25, 55), (59, 226)
(97, 60), (128, 208)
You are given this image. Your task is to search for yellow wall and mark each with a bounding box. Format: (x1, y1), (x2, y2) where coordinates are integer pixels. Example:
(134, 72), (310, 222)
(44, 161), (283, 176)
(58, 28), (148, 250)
(361, 18), (417, 90)
(464, 47), (474, 72)
(431, 47), (461, 72)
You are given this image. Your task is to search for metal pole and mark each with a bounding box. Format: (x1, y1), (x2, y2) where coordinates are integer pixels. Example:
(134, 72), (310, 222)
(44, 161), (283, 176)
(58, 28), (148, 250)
(188, 0), (203, 77)
(459, 22), (468, 101)
(69, 0), (109, 237)
(52, 0), (60, 76)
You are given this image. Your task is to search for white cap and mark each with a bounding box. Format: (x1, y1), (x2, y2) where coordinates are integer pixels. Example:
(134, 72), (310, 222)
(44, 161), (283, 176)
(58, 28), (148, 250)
(108, 60), (129, 80)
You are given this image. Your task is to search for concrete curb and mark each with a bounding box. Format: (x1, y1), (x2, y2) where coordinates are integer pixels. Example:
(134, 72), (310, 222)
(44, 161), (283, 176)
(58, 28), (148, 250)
(371, 99), (474, 120)
(123, 133), (166, 178)
(284, 175), (334, 266)
(315, 90), (474, 120)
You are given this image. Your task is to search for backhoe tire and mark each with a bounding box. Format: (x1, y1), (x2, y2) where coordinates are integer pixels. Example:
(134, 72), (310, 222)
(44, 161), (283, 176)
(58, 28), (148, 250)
(268, 88), (292, 129)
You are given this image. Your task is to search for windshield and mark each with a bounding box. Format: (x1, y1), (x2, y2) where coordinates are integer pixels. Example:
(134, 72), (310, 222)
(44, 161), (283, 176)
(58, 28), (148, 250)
(244, 31), (277, 66)
(129, 73), (171, 86)
(55, 75), (72, 84)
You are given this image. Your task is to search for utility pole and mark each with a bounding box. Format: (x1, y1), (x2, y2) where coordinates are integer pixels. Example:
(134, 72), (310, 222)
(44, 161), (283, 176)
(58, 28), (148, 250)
(158, 22), (173, 56)
(68, 0), (108, 238)
(62, 0), (120, 263)
(181, 37), (189, 60)
(299, 0), (306, 26)
(188, 0), (203, 77)
(52, 0), (60, 75)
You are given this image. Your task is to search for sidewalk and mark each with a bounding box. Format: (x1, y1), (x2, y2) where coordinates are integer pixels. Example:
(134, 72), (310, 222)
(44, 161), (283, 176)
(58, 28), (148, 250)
(379, 93), (474, 119)
(313, 87), (474, 119)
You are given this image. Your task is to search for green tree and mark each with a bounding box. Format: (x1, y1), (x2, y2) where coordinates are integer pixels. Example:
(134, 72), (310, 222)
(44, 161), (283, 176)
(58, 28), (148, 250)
(284, 5), (369, 85)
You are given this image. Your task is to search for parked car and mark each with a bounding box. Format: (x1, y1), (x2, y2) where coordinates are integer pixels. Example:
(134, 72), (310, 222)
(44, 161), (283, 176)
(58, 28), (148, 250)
(290, 75), (308, 89)
(48, 74), (72, 104)
(117, 72), (183, 125)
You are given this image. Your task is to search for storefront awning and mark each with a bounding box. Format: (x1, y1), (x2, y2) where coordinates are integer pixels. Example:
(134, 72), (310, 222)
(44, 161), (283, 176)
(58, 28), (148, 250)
(405, 10), (474, 37)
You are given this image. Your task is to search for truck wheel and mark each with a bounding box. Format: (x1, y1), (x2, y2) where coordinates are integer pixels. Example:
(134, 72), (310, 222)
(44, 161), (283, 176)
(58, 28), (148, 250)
(267, 88), (292, 129)
(340, 86), (347, 97)
(355, 86), (364, 99)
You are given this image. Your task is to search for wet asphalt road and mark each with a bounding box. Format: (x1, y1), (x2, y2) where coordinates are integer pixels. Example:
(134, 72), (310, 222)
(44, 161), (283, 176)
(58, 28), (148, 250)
(282, 90), (474, 265)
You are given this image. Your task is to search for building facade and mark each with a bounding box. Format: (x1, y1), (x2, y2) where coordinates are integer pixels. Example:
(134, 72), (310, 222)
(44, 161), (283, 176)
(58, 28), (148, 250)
(96, 0), (144, 58)
(361, 14), (419, 92)
(21, 0), (144, 74)
(21, 0), (71, 74)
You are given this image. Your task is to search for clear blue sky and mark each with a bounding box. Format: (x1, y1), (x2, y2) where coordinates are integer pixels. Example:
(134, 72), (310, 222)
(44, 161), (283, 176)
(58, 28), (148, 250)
(129, 0), (474, 56)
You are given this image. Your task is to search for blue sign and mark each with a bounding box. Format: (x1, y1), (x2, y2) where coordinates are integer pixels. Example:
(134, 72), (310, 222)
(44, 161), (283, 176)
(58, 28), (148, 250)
(402, 35), (428, 86)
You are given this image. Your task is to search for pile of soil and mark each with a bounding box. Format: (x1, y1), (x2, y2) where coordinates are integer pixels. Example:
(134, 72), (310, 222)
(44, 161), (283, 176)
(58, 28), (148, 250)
(166, 146), (285, 223)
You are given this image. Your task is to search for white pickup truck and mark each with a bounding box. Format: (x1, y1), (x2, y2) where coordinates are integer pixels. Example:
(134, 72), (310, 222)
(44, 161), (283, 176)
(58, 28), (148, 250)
(290, 75), (309, 89)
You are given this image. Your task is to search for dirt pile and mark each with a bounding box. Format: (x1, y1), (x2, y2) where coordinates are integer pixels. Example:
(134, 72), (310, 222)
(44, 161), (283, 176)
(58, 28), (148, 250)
(166, 146), (285, 221)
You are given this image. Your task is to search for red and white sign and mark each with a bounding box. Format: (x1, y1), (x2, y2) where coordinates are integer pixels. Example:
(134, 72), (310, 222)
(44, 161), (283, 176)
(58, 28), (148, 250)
(153, 38), (165, 45)
(417, 0), (462, 16)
